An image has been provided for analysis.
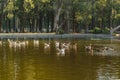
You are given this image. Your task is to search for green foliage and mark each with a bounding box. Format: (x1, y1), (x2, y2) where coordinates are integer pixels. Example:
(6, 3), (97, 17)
(23, 0), (35, 13)
(7, 13), (14, 19)
(75, 11), (83, 23)
(102, 27), (110, 34)
(93, 27), (102, 34)
(116, 14), (120, 18)
(96, 0), (107, 8)
(4, 1), (14, 12)
(57, 28), (64, 34)
(0, 0), (120, 33)
(41, 0), (50, 3)
(93, 27), (110, 34)
(4, 0), (18, 19)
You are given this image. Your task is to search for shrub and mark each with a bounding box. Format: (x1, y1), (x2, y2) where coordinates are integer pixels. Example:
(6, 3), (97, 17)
(56, 28), (64, 34)
(102, 27), (110, 34)
(93, 27), (102, 34)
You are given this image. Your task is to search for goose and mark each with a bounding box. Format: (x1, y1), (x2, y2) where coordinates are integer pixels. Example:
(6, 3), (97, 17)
(8, 39), (14, 48)
(44, 43), (50, 49)
(25, 40), (29, 46)
(8, 39), (25, 49)
(60, 48), (65, 55)
(95, 46), (114, 52)
(62, 42), (70, 50)
(19, 41), (26, 48)
(85, 44), (93, 54)
(69, 42), (76, 49)
(8, 39), (11, 43)
(13, 41), (18, 48)
(56, 47), (65, 56)
(103, 46), (114, 51)
(85, 44), (92, 51)
(55, 41), (59, 48)
(33, 40), (39, 47)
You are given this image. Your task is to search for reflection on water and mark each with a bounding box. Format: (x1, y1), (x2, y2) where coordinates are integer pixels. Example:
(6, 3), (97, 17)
(0, 39), (120, 80)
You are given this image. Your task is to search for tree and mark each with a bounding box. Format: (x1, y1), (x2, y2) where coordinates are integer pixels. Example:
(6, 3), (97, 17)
(0, 0), (8, 32)
(0, 0), (120, 33)
(53, 0), (63, 33)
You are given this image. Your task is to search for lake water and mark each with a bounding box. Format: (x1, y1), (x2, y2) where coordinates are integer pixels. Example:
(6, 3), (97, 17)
(0, 39), (120, 80)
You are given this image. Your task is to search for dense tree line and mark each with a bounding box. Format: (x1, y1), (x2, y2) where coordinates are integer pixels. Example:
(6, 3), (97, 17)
(0, 0), (120, 33)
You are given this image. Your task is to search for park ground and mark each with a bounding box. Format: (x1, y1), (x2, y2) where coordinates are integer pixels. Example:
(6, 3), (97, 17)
(0, 33), (115, 39)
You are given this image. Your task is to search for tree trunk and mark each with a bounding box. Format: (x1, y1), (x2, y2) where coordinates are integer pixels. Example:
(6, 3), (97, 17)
(34, 18), (37, 32)
(91, 0), (95, 28)
(39, 13), (42, 32)
(66, 10), (70, 33)
(0, 0), (7, 32)
(53, 0), (63, 32)
(53, 7), (62, 32)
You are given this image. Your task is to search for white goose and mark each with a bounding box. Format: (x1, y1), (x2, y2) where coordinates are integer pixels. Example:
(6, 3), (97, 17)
(55, 41), (60, 48)
(8, 39), (14, 48)
(8, 39), (28, 49)
(56, 47), (65, 56)
(61, 43), (70, 50)
(85, 44), (92, 51)
(44, 43), (50, 49)
(33, 40), (39, 47)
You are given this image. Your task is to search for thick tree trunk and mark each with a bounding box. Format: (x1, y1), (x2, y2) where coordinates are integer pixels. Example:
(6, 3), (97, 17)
(53, 7), (62, 32)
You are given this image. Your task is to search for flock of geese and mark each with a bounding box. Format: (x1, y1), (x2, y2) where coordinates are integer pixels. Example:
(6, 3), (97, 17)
(7, 39), (29, 48)
(44, 41), (74, 56)
(0, 39), (115, 56)
(85, 44), (115, 55)
(6, 39), (76, 56)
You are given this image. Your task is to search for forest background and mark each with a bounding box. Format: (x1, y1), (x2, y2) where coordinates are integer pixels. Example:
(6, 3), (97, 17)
(0, 0), (120, 34)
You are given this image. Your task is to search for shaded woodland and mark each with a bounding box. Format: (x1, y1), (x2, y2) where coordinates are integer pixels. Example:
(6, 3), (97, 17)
(0, 0), (120, 33)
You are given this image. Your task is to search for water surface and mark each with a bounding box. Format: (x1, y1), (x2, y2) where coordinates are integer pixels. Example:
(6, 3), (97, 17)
(0, 39), (120, 80)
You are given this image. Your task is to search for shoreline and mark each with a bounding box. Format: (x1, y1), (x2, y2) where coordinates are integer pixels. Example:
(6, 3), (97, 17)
(0, 33), (115, 39)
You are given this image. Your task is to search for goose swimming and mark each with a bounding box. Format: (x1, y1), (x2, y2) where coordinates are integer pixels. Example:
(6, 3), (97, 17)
(56, 47), (65, 56)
